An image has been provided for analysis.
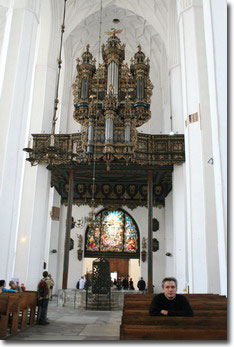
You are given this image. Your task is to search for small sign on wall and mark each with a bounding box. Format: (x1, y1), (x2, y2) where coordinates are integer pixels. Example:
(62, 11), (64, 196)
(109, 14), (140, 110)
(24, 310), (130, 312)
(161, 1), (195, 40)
(185, 112), (199, 127)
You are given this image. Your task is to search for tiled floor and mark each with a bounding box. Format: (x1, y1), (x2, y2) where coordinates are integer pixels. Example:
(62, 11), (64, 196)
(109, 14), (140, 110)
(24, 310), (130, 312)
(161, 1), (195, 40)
(8, 300), (122, 341)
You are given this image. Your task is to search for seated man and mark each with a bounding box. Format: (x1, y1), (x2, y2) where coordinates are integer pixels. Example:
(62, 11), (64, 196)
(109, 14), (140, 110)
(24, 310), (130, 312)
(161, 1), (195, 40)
(149, 277), (193, 317)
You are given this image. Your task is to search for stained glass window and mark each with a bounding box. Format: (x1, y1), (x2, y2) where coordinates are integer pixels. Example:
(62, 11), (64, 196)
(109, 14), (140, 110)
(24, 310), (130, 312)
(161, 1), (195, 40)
(85, 209), (139, 256)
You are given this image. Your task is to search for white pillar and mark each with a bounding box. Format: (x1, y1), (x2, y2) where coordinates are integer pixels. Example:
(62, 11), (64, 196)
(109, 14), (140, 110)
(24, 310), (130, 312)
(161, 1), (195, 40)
(172, 165), (188, 293)
(11, 0), (63, 289)
(164, 193), (174, 278)
(202, 0), (227, 295)
(48, 189), (61, 293)
(168, 0), (184, 134)
(153, 206), (165, 293)
(177, 0), (213, 293)
(22, 166), (51, 289)
(0, 0), (41, 281)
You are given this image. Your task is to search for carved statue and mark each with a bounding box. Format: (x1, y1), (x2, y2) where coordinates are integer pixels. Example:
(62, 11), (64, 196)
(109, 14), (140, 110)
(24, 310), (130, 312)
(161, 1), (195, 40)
(142, 237), (147, 250)
(77, 234), (83, 249)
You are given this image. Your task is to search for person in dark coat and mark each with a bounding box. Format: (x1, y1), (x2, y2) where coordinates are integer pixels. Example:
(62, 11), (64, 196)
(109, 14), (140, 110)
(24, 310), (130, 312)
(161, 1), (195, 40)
(137, 277), (146, 292)
(116, 277), (122, 290)
(149, 277), (193, 317)
(122, 277), (129, 290)
(129, 278), (135, 290)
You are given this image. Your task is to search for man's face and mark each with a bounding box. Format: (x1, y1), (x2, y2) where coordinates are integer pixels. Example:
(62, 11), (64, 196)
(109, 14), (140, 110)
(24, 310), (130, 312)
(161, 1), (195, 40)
(163, 281), (177, 300)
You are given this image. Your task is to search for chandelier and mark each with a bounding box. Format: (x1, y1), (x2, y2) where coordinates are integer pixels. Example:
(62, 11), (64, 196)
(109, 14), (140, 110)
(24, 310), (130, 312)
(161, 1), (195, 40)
(73, 206), (96, 229)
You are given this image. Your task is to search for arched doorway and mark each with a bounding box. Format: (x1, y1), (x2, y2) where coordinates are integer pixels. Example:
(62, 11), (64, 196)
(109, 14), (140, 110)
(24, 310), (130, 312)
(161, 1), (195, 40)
(84, 209), (140, 284)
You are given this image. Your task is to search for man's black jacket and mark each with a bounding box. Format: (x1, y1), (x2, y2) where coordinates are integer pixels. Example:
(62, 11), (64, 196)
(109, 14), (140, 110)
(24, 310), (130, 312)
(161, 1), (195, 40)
(149, 293), (193, 316)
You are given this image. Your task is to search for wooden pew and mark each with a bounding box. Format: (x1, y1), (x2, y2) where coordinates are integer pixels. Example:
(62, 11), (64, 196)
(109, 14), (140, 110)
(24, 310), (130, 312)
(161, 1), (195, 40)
(18, 293), (30, 330)
(0, 294), (21, 338)
(120, 293), (227, 340)
(123, 293), (227, 302)
(24, 291), (38, 325)
(0, 295), (10, 338)
(0, 291), (38, 339)
(124, 293), (225, 299)
(121, 315), (227, 326)
(123, 300), (227, 309)
(120, 324), (227, 340)
(123, 309), (227, 317)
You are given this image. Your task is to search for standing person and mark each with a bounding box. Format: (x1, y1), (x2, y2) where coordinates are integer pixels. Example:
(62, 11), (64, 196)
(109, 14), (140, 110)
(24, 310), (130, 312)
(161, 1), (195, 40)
(129, 278), (135, 290)
(116, 277), (122, 291)
(48, 274), (54, 301)
(37, 271), (54, 325)
(149, 277), (193, 317)
(79, 276), (85, 290)
(76, 278), (80, 289)
(122, 277), (129, 290)
(113, 278), (117, 288)
(137, 277), (146, 293)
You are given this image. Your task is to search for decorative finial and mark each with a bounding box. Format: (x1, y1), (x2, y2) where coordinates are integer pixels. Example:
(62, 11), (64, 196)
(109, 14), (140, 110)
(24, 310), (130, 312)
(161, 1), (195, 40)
(105, 28), (123, 36)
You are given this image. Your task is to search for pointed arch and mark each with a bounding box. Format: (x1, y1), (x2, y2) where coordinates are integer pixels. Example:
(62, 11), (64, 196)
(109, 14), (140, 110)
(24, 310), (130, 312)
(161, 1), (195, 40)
(84, 208), (140, 259)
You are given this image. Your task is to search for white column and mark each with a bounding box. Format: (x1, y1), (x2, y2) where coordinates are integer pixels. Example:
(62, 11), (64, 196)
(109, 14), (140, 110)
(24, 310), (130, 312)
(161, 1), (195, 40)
(23, 166), (51, 289)
(164, 193), (174, 278)
(152, 206), (165, 293)
(177, 0), (213, 293)
(0, 0), (41, 282)
(172, 165), (188, 293)
(202, 0), (227, 295)
(0, 1), (11, 93)
(168, 0), (184, 133)
(11, 0), (63, 289)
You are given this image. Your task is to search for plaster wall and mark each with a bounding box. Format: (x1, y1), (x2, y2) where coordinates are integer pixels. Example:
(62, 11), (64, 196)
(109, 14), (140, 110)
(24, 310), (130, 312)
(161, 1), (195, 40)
(128, 259), (140, 289)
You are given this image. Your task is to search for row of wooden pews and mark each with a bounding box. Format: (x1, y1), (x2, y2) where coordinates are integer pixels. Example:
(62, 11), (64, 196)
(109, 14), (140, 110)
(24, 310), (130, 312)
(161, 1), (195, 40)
(120, 293), (227, 340)
(0, 291), (38, 339)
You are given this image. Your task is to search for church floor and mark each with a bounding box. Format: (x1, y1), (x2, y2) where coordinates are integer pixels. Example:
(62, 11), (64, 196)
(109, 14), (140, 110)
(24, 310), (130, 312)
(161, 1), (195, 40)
(8, 300), (122, 341)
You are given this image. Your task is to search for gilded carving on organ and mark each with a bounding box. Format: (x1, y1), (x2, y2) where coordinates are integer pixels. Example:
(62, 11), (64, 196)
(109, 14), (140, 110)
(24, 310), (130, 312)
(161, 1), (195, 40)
(72, 31), (154, 167)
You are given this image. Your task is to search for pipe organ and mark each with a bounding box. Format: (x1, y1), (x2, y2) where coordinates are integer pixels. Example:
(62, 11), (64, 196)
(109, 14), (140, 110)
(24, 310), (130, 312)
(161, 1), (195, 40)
(72, 30), (154, 168)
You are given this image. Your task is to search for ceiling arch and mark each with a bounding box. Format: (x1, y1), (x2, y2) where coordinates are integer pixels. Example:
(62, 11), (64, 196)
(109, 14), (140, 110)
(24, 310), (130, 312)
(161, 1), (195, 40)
(64, 0), (169, 74)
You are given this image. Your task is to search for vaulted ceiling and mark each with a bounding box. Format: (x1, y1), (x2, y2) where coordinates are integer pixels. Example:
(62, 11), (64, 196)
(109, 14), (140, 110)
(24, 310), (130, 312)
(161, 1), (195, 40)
(65, 0), (169, 68)
(61, 0), (171, 134)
